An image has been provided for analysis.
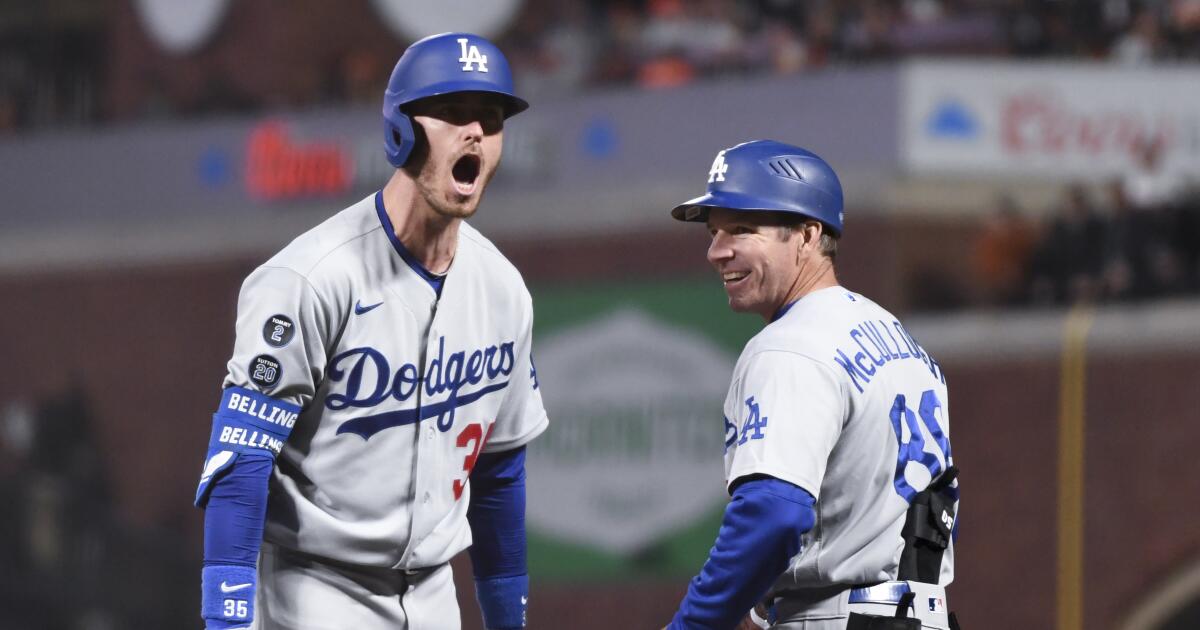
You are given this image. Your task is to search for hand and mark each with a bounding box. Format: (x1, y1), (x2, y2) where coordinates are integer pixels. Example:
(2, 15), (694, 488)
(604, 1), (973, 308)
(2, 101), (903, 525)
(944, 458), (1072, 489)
(735, 616), (765, 630)
(736, 602), (772, 630)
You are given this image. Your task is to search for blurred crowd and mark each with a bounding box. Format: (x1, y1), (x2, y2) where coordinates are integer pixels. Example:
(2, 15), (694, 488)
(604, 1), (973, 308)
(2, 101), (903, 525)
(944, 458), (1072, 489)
(504, 0), (1200, 97)
(971, 138), (1200, 308)
(0, 388), (194, 630)
(2, 0), (1200, 131)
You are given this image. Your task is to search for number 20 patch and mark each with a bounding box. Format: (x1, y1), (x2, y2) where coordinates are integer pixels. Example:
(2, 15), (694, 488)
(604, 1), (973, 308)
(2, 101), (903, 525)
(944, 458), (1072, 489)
(250, 354), (281, 388)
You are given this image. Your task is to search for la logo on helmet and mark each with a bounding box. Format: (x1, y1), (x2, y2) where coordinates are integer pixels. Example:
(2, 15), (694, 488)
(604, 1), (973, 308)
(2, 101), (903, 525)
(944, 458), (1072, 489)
(457, 38), (489, 72)
(708, 150), (729, 183)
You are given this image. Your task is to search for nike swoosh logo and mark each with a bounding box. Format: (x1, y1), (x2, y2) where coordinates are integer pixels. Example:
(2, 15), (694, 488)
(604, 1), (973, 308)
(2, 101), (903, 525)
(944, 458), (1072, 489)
(354, 300), (383, 315)
(220, 581), (252, 593)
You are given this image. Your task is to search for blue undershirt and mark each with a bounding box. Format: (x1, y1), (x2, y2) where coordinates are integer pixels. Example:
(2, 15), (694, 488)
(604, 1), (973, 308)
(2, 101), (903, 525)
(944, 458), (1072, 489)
(669, 477), (816, 630)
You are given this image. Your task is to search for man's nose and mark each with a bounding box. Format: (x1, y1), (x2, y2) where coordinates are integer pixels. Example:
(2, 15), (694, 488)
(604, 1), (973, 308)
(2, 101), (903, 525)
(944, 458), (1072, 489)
(707, 233), (733, 265)
(462, 119), (484, 142)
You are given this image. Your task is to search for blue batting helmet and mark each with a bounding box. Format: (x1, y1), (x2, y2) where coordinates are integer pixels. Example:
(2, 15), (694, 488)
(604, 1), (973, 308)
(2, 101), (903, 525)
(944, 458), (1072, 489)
(670, 140), (844, 236)
(383, 32), (529, 168)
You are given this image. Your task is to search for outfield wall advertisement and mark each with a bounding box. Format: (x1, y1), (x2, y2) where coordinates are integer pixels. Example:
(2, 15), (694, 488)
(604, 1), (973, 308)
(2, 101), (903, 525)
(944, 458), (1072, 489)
(902, 61), (1200, 178)
(523, 280), (761, 579)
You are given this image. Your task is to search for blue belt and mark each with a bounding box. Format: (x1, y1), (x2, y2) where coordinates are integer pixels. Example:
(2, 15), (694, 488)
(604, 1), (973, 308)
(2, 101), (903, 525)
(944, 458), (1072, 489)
(848, 582), (912, 605)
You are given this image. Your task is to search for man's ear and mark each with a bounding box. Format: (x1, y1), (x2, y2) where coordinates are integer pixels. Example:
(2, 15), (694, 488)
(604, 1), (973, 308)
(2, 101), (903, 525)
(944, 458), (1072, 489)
(798, 221), (822, 252)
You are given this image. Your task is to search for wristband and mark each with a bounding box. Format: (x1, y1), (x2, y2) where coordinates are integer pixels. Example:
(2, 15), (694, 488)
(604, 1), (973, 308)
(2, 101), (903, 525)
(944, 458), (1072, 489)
(202, 564), (256, 629)
(749, 605), (770, 629)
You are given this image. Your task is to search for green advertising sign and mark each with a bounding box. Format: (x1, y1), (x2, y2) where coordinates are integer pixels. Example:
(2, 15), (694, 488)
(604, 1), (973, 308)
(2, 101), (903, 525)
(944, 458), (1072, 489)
(526, 279), (762, 581)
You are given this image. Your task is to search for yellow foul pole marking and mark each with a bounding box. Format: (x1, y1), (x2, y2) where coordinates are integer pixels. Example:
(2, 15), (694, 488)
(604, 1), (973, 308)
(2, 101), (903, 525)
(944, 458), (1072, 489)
(1057, 306), (1093, 630)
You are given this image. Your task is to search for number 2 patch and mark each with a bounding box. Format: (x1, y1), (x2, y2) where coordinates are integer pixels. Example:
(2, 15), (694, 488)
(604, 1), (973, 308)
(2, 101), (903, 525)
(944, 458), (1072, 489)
(262, 314), (295, 348)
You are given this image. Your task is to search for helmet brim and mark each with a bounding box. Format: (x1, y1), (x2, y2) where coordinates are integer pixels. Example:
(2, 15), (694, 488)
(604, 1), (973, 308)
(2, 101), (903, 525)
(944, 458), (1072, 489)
(393, 82), (529, 118)
(670, 190), (843, 236)
(670, 190), (796, 222)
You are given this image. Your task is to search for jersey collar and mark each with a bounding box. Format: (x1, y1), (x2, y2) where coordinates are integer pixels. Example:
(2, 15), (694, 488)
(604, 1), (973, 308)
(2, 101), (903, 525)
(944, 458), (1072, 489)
(374, 191), (446, 296)
(771, 300), (798, 323)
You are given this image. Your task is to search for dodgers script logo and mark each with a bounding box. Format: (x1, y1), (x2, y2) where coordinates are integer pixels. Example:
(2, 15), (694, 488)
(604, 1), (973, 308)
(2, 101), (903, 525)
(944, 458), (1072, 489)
(329, 336), (516, 439)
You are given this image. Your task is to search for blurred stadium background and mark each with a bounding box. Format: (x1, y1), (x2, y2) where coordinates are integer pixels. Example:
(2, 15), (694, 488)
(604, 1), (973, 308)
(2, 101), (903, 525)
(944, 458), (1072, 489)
(1, 0), (1199, 628)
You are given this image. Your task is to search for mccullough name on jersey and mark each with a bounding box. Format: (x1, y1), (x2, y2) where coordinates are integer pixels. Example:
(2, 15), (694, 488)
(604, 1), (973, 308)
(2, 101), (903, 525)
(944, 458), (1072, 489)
(831, 318), (944, 393)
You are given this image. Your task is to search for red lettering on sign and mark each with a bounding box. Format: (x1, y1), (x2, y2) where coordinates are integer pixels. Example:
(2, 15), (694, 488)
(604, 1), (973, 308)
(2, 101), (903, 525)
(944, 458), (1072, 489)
(1000, 92), (1173, 159)
(246, 121), (353, 200)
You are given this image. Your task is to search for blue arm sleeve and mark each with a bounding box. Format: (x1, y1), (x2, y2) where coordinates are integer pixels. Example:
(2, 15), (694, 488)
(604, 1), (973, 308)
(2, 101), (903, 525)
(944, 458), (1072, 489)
(204, 456), (272, 567)
(197, 387), (297, 629)
(467, 446), (528, 629)
(669, 477), (816, 630)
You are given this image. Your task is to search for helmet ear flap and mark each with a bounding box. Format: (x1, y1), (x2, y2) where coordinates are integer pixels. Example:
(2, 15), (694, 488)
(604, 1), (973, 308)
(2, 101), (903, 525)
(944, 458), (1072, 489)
(384, 109), (416, 168)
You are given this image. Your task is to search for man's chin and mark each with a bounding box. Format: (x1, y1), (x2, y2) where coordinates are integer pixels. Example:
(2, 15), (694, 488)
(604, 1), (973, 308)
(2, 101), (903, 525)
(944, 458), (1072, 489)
(433, 195), (479, 219)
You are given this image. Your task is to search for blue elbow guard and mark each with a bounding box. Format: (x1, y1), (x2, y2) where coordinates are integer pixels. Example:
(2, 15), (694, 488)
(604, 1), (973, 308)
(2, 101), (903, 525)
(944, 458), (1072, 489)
(195, 386), (299, 507)
(476, 573), (529, 630)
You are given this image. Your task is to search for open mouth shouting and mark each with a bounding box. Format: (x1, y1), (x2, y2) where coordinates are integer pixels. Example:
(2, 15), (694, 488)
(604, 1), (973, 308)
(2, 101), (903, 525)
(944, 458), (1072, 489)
(451, 153), (482, 196)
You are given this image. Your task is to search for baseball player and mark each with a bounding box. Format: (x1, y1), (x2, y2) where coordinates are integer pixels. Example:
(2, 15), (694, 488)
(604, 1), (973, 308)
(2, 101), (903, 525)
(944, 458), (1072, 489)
(662, 141), (960, 630)
(193, 33), (548, 630)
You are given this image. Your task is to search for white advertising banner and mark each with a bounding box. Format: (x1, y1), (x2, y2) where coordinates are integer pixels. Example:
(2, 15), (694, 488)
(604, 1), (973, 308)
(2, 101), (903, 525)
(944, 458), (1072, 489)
(901, 61), (1200, 178)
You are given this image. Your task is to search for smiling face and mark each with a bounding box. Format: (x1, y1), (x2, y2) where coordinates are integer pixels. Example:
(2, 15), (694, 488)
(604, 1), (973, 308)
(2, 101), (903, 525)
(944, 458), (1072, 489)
(705, 208), (809, 320)
(405, 92), (506, 219)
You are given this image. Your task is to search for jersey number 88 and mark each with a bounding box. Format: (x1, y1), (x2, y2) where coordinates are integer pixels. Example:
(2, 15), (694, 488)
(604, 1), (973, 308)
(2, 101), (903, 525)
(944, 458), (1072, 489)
(889, 389), (952, 503)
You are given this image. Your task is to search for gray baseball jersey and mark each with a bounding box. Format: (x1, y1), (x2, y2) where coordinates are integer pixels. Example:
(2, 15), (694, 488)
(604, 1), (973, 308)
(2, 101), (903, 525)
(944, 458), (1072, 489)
(722, 286), (955, 590)
(223, 193), (548, 570)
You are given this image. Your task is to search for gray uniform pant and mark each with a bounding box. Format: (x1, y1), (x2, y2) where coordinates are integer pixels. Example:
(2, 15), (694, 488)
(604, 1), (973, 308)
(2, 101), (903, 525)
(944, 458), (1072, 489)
(250, 542), (460, 630)
(770, 582), (951, 630)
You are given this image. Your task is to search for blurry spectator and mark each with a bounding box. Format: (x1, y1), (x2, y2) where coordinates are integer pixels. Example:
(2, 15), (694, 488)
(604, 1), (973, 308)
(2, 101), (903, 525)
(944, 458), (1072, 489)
(892, 1), (1005, 56)
(1029, 184), (1107, 305)
(591, 3), (643, 84)
(536, 0), (601, 94)
(1172, 0), (1200, 56)
(1111, 8), (1168, 63)
(637, 52), (697, 88)
(762, 20), (810, 73)
(636, 0), (743, 87)
(339, 48), (385, 106)
(0, 388), (116, 629)
(843, 0), (898, 61)
(1116, 136), (1193, 296)
(1123, 136), (1187, 211)
(802, 1), (841, 68)
(1100, 178), (1178, 301)
(5, 0), (1199, 130)
(1172, 192), (1200, 291)
(972, 195), (1037, 306)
